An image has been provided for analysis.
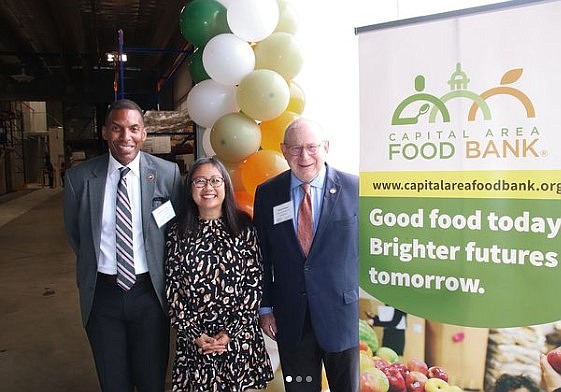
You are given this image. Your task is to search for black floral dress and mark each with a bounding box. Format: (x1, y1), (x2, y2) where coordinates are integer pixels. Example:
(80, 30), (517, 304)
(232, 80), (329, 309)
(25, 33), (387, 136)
(165, 218), (274, 392)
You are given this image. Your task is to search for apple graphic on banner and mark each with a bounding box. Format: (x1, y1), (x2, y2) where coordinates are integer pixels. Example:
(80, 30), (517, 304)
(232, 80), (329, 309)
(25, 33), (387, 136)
(405, 371), (428, 392)
(547, 348), (561, 373)
(427, 366), (449, 382)
(407, 358), (428, 375)
(388, 362), (409, 378)
(376, 346), (399, 363)
(373, 357), (390, 370)
(382, 365), (406, 392)
(361, 351), (376, 373)
(361, 367), (390, 392)
(424, 377), (450, 392)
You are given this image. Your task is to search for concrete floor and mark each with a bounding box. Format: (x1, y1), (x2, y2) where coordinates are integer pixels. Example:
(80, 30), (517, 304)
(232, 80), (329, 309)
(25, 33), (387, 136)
(0, 187), (100, 391)
(0, 187), (286, 392)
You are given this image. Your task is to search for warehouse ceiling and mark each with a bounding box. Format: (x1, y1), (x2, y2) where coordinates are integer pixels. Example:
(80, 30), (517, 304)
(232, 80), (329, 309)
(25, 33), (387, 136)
(0, 0), (192, 105)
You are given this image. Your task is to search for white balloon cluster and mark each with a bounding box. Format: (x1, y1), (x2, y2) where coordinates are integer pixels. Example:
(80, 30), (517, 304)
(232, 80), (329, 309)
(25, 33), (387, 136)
(180, 0), (305, 215)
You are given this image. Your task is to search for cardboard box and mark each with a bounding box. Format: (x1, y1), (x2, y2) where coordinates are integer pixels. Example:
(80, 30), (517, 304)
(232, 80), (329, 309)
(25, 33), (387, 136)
(425, 321), (489, 390)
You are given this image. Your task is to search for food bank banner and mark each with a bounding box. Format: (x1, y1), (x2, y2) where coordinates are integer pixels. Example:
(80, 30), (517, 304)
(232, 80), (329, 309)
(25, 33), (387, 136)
(357, 0), (561, 328)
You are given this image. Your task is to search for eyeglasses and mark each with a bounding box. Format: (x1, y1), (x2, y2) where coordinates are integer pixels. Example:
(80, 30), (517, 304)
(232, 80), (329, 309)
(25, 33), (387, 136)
(192, 176), (224, 188)
(284, 142), (324, 156)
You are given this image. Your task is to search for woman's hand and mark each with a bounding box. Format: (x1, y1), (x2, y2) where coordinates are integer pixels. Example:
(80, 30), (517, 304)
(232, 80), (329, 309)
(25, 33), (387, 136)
(194, 332), (229, 355)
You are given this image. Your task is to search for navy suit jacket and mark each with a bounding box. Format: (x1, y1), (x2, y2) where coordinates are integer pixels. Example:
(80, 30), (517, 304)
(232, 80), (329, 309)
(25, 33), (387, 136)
(253, 164), (359, 352)
(63, 152), (183, 326)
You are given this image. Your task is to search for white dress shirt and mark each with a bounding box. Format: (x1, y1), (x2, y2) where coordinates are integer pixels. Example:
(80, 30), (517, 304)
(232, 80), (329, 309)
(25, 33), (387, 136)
(98, 153), (148, 275)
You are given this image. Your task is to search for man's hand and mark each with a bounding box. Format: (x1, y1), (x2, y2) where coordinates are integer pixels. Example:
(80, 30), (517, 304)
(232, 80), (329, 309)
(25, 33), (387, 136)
(259, 312), (277, 341)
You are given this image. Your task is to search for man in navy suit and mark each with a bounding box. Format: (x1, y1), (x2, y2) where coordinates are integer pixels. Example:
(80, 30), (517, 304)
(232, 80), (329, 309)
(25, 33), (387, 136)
(253, 118), (359, 392)
(63, 99), (183, 391)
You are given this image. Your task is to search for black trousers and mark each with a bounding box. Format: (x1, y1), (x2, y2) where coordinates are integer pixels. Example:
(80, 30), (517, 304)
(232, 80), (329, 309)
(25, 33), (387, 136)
(278, 308), (359, 392)
(86, 273), (169, 392)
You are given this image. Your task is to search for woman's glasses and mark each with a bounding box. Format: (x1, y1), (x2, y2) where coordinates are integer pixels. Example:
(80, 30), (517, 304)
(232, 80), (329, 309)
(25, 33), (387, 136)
(192, 176), (224, 188)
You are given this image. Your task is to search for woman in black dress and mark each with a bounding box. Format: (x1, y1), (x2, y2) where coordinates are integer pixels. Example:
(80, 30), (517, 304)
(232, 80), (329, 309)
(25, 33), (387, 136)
(165, 157), (274, 392)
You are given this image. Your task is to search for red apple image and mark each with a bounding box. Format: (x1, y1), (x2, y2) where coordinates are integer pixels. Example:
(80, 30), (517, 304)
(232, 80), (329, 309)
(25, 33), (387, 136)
(383, 365), (407, 392)
(388, 362), (409, 378)
(547, 349), (561, 373)
(427, 366), (449, 382)
(405, 370), (428, 392)
(373, 357), (390, 370)
(406, 358), (428, 376)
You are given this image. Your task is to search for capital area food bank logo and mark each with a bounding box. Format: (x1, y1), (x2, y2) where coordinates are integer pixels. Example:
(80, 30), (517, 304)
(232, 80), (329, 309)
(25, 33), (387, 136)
(391, 63), (535, 126)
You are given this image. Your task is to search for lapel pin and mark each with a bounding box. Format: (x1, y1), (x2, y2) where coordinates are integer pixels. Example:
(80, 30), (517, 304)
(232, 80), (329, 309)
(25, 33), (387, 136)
(147, 173), (155, 182)
(329, 188), (337, 194)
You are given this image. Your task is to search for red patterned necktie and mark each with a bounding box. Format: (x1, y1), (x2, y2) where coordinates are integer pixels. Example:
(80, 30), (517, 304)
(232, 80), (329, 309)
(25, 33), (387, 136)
(297, 183), (313, 256)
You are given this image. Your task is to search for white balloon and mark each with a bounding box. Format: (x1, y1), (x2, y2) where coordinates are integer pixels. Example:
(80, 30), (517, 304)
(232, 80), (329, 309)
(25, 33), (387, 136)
(203, 33), (255, 86)
(201, 127), (216, 157)
(227, 0), (279, 42)
(186, 79), (239, 128)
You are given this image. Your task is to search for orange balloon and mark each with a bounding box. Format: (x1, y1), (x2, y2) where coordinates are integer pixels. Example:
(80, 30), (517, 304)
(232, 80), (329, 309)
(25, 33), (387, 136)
(287, 80), (305, 114)
(240, 150), (289, 196)
(260, 111), (299, 153)
(223, 160), (246, 192)
(235, 191), (254, 217)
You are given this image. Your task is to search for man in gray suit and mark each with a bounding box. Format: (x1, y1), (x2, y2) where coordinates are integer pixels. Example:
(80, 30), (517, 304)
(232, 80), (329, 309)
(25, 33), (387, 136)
(63, 99), (183, 391)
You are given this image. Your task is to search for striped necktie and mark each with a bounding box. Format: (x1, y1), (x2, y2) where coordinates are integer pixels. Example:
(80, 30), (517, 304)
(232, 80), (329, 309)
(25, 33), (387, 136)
(116, 167), (136, 290)
(297, 182), (313, 256)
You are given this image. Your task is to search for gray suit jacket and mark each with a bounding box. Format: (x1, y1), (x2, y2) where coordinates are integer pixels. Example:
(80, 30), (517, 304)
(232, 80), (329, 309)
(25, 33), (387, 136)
(63, 152), (184, 326)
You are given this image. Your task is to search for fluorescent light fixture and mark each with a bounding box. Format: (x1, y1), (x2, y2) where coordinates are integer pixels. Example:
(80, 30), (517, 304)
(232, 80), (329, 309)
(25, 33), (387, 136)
(106, 53), (127, 62)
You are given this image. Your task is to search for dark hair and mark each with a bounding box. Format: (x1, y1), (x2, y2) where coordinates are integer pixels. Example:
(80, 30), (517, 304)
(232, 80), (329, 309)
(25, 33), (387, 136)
(105, 99), (143, 125)
(494, 374), (540, 392)
(177, 156), (251, 238)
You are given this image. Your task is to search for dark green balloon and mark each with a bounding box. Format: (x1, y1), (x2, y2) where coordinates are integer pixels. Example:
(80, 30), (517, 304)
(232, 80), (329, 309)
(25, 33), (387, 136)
(188, 48), (209, 83)
(179, 0), (230, 47)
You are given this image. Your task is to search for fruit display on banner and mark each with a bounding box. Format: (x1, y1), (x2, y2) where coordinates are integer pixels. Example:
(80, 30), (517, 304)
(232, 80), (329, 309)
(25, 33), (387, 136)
(547, 347), (561, 373)
(357, 320), (464, 392)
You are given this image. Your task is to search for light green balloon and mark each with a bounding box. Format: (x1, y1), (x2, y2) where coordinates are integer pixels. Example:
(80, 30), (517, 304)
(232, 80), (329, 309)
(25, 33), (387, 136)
(210, 112), (261, 163)
(237, 69), (290, 121)
(275, 0), (298, 34)
(254, 32), (304, 80)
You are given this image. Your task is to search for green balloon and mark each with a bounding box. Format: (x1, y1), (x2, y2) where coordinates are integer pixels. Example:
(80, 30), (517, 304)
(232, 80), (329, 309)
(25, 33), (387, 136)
(179, 0), (230, 47)
(188, 48), (209, 83)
